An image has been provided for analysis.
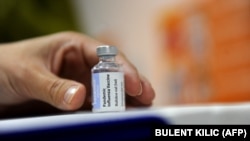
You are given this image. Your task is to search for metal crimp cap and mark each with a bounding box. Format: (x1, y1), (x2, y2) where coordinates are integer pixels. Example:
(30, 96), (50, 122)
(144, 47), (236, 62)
(96, 45), (118, 56)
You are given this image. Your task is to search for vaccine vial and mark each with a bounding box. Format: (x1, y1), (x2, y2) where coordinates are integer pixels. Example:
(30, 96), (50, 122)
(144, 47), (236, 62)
(91, 45), (125, 112)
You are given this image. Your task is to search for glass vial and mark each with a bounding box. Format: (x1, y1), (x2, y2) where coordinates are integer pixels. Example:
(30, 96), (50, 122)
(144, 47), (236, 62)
(91, 45), (125, 112)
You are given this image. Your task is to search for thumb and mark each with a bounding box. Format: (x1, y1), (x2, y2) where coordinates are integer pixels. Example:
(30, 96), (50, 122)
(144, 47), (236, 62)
(28, 71), (86, 111)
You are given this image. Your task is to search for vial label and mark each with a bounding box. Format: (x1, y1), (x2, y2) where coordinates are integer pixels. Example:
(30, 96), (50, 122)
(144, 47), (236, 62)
(92, 72), (125, 112)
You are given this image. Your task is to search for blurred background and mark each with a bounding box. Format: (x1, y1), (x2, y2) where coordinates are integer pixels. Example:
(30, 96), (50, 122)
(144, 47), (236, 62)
(1, 0), (249, 107)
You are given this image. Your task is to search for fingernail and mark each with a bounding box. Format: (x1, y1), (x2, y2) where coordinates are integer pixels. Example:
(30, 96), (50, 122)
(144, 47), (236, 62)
(64, 86), (79, 104)
(137, 82), (143, 96)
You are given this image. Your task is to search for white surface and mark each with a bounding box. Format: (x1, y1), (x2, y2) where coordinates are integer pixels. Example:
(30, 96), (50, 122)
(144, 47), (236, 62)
(0, 102), (250, 134)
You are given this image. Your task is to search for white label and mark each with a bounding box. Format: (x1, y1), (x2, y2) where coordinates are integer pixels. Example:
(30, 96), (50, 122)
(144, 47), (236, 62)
(92, 72), (125, 112)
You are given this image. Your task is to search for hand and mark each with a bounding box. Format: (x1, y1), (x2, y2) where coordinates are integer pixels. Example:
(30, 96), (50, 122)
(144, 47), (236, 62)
(0, 32), (155, 117)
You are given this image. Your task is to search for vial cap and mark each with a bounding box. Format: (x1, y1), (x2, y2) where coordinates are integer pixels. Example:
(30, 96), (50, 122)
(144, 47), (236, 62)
(96, 45), (118, 56)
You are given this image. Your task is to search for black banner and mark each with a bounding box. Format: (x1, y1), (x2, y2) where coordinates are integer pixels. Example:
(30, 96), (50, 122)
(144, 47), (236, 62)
(0, 115), (249, 141)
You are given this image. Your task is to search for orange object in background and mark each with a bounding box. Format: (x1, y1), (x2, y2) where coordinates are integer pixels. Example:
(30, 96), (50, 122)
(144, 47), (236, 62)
(158, 0), (250, 104)
(204, 0), (250, 102)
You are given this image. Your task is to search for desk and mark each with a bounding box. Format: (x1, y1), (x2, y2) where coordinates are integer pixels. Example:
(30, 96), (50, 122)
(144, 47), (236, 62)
(0, 102), (250, 140)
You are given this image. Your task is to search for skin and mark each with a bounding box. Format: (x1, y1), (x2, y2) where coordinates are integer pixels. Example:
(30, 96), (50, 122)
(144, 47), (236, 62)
(0, 31), (155, 118)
